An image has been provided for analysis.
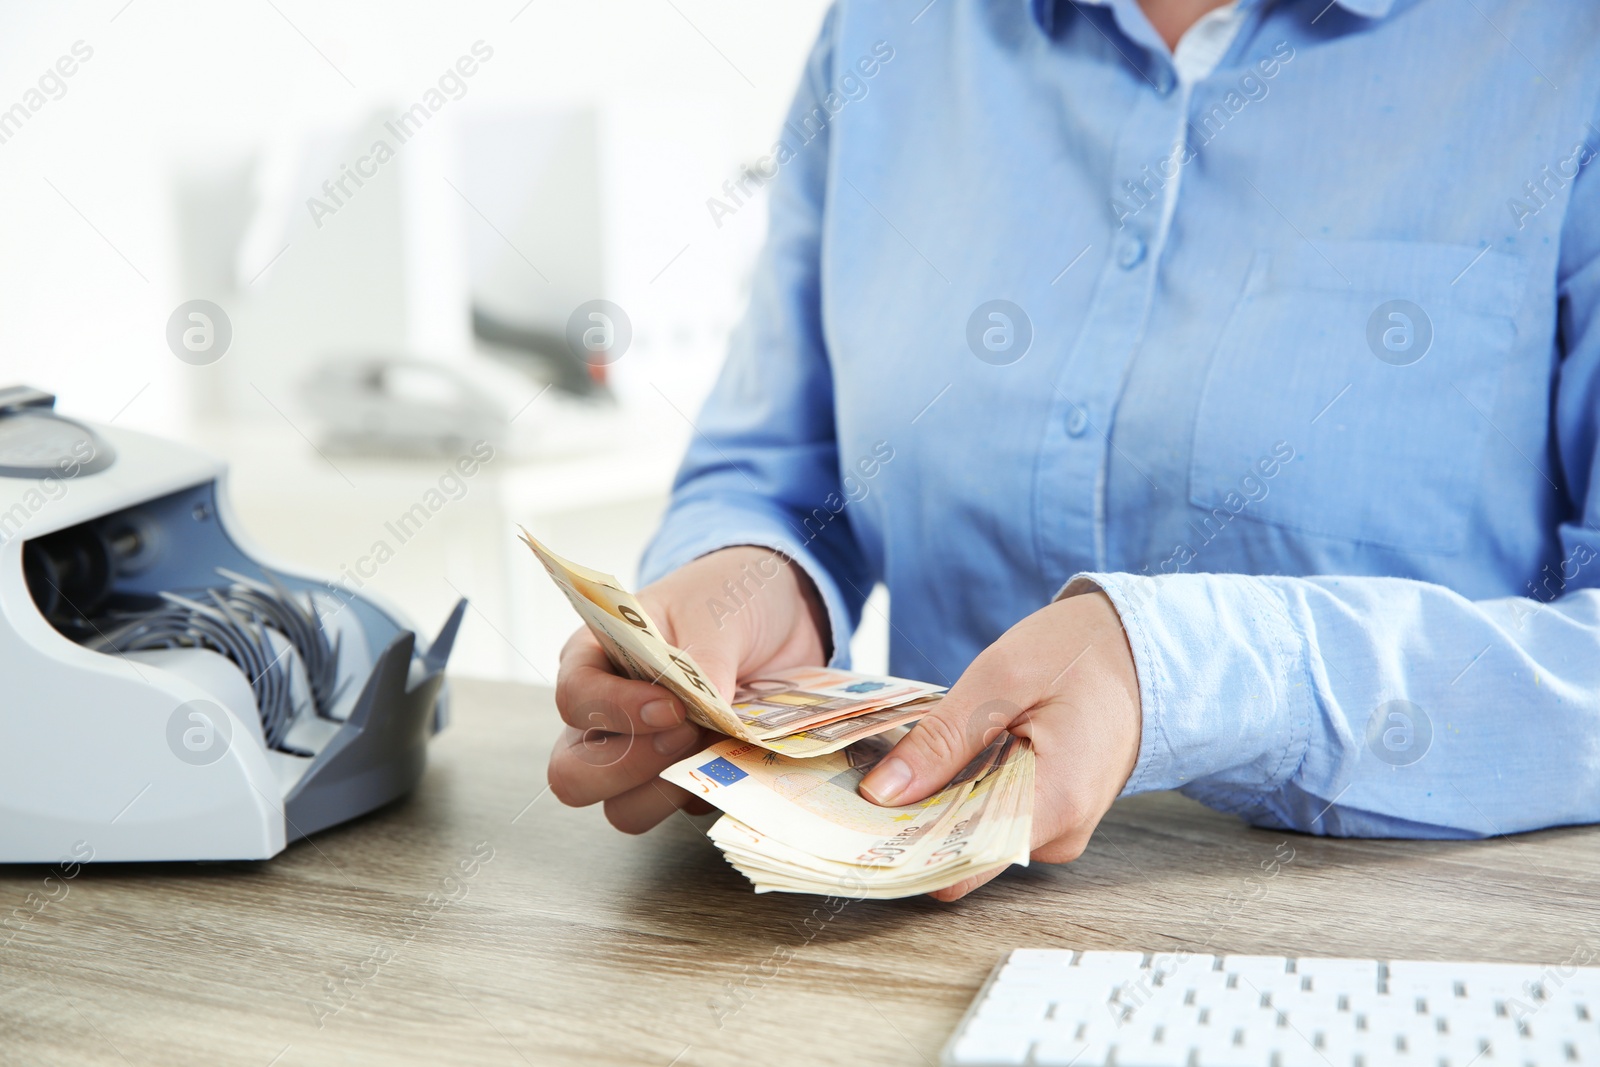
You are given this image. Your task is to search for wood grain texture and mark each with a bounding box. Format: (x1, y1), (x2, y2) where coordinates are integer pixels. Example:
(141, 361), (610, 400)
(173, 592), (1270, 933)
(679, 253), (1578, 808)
(2, 678), (1596, 1066)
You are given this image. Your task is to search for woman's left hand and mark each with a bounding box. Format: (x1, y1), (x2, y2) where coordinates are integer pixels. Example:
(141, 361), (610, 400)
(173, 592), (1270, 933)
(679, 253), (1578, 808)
(858, 589), (1143, 901)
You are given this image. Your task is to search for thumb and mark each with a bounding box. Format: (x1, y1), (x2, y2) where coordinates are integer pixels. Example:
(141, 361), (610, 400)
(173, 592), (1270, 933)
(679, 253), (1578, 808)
(649, 595), (743, 707)
(859, 696), (1020, 806)
(678, 635), (741, 707)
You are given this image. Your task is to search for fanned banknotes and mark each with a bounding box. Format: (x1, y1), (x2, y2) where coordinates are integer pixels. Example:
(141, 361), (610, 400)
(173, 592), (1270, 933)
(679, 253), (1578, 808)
(521, 529), (1037, 898)
(664, 731), (1034, 898)
(519, 528), (943, 753)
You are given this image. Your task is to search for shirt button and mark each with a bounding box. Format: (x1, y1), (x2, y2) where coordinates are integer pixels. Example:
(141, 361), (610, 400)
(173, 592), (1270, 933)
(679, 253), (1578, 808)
(1065, 405), (1090, 437)
(1117, 236), (1147, 270)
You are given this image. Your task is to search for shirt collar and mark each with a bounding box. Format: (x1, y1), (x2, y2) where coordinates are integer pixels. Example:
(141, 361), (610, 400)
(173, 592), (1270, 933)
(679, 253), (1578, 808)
(1029, 0), (1400, 34)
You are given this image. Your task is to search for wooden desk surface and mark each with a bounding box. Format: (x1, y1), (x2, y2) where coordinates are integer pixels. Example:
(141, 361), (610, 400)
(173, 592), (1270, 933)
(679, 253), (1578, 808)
(3, 679), (1596, 1066)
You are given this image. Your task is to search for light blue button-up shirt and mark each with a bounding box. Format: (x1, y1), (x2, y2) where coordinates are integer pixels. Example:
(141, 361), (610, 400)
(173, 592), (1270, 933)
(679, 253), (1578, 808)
(640, 0), (1600, 839)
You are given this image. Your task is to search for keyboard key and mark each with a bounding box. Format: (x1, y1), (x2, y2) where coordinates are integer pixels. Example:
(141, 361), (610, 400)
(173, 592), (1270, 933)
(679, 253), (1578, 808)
(1007, 949), (1077, 969)
(1268, 986), (1341, 1021)
(1073, 950), (1147, 975)
(1314, 1030), (1386, 1067)
(1112, 1033), (1191, 1067)
(1478, 1017), (1531, 1057)
(948, 1027), (1033, 1065)
(973, 993), (1051, 1024)
(1132, 986), (1199, 1022)
(1231, 1019), (1289, 1066)
(1361, 991), (1423, 1027)
(1221, 956), (1294, 987)
(1429, 1032), (1492, 1066)
(1553, 968), (1600, 1000)
(1291, 1008), (1355, 1043)
(1182, 969), (1234, 1006)
(1435, 962), (1543, 1001)
(997, 959), (1100, 990)
(1386, 960), (1468, 986)
(1148, 953), (1218, 981)
(1190, 1030), (1272, 1067)
(1293, 957), (1380, 992)
(1031, 1035), (1107, 1066)
(1273, 1041), (1336, 1067)
(1200, 996), (1275, 1033)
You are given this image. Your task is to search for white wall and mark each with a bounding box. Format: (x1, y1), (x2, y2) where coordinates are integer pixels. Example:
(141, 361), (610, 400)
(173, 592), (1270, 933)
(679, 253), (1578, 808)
(0, 0), (833, 423)
(0, 0), (891, 681)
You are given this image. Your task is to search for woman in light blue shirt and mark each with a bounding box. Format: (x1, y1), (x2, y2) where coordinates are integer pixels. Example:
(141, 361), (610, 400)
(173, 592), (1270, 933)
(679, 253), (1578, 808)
(546, 0), (1600, 900)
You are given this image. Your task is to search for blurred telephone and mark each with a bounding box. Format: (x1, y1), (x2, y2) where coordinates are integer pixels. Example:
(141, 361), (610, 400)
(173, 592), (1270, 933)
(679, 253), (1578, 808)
(301, 357), (508, 458)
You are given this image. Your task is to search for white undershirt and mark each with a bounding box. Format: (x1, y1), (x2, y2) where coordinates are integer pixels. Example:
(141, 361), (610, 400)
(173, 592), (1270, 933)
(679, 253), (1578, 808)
(1149, 3), (1248, 256)
(1172, 2), (1247, 85)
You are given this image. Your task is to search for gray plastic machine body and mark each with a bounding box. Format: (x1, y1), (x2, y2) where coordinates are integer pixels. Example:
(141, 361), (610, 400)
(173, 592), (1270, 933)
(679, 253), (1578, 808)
(0, 389), (463, 862)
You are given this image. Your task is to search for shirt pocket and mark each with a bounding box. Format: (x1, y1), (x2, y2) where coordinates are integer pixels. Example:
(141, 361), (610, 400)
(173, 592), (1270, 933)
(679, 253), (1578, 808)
(1187, 240), (1528, 555)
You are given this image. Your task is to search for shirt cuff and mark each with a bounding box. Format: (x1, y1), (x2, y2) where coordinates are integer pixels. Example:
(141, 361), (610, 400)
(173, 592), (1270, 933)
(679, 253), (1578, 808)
(1056, 572), (1316, 808)
(639, 499), (857, 668)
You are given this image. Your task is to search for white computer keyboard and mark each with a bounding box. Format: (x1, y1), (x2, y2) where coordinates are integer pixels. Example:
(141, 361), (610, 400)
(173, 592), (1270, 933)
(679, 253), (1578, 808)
(944, 949), (1599, 1066)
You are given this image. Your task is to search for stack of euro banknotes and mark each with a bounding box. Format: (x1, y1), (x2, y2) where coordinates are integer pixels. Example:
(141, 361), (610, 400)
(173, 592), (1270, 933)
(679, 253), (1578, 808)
(521, 529), (1034, 899)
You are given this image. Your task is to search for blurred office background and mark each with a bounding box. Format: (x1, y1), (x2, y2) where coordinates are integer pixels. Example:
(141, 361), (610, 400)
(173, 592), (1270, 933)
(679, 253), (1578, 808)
(0, 0), (890, 683)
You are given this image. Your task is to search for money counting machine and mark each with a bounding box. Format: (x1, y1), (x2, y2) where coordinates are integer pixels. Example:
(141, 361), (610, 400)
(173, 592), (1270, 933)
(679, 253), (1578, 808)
(0, 386), (465, 861)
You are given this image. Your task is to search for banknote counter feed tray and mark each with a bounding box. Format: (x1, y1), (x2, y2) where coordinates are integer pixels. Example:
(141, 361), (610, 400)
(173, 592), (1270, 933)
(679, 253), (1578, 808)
(0, 385), (465, 862)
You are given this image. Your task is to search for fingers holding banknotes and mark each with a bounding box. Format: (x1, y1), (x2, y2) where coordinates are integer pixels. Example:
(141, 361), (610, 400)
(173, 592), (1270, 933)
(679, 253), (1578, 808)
(550, 625), (715, 831)
(534, 530), (1131, 898)
(547, 546), (830, 832)
(858, 589), (1142, 901)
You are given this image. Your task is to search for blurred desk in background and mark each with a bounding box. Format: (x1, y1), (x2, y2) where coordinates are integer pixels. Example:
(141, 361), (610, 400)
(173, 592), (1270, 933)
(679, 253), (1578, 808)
(4, 681), (1598, 1066)
(189, 418), (687, 684)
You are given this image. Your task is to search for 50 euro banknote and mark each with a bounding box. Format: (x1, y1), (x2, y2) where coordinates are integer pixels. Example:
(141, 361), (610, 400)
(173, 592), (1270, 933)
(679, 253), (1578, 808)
(662, 730), (1035, 898)
(519, 527), (942, 754)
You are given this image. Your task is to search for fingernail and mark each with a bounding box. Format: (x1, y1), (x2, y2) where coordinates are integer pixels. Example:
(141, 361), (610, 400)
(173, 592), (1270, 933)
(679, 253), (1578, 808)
(860, 757), (912, 805)
(640, 699), (681, 728)
(654, 722), (698, 756)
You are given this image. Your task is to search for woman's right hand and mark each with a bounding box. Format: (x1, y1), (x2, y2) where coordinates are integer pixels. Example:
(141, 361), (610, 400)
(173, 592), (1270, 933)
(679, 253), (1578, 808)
(545, 545), (830, 832)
